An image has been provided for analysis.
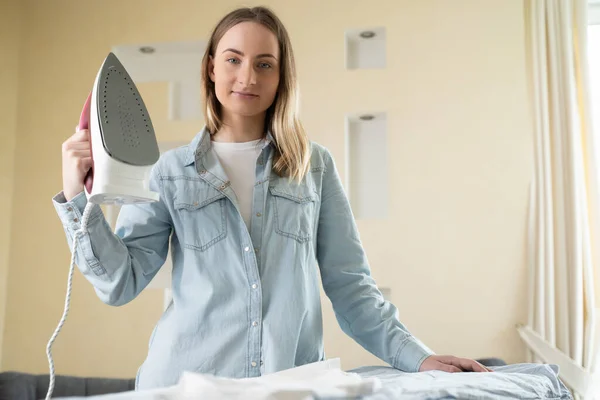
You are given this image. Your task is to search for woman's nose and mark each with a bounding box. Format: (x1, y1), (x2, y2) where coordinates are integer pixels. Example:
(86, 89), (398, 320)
(238, 62), (257, 86)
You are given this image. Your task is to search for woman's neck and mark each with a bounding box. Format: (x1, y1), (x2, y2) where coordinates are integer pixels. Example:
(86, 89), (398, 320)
(212, 112), (266, 143)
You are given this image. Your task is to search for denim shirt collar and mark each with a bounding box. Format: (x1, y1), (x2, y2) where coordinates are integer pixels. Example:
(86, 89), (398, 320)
(183, 126), (275, 167)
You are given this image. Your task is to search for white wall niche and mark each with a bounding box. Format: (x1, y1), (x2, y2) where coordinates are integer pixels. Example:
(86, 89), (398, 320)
(345, 27), (386, 70)
(345, 112), (389, 219)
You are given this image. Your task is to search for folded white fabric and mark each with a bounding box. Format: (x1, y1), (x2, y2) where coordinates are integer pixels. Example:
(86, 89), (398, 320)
(55, 359), (381, 400)
(176, 358), (382, 400)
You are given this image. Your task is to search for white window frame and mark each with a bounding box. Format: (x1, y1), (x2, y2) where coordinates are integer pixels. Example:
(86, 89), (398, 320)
(588, 2), (600, 397)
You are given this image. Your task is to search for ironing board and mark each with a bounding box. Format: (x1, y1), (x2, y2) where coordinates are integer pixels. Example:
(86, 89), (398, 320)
(56, 362), (573, 400)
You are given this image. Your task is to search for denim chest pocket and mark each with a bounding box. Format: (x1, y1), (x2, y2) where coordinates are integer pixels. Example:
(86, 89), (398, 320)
(269, 183), (317, 244)
(173, 180), (228, 251)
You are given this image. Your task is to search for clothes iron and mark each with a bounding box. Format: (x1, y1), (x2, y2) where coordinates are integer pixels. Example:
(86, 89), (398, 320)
(80, 51), (160, 205)
(45, 52), (161, 399)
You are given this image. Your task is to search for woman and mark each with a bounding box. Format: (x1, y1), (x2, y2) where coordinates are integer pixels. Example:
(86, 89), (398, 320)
(54, 5), (490, 391)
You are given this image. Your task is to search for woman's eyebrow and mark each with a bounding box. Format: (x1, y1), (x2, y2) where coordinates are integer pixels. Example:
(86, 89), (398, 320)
(222, 48), (277, 60)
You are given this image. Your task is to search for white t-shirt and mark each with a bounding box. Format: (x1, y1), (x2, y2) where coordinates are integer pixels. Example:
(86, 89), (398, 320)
(211, 138), (263, 231)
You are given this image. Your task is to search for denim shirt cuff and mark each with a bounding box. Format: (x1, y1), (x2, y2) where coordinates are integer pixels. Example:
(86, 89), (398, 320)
(52, 190), (102, 232)
(393, 336), (435, 373)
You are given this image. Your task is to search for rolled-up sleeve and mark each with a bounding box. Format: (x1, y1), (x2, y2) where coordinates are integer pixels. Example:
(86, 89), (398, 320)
(315, 148), (435, 372)
(51, 164), (172, 306)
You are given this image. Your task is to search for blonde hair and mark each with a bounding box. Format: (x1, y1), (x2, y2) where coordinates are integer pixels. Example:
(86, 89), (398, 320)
(201, 6), (311, 182)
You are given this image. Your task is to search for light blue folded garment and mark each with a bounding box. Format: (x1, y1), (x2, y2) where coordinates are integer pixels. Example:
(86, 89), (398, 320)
(352, 363), (573, 400)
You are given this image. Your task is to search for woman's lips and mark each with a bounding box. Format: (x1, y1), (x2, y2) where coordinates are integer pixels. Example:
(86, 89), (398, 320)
(232, 91), (259, 99)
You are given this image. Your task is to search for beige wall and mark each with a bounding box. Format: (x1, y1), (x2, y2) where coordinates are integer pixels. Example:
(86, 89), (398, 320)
(0, 0), (22, 369)
(2, 0), (533, 377)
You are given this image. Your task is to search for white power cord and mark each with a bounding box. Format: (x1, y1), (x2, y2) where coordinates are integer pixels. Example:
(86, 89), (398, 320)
(45, 201), (95, 400)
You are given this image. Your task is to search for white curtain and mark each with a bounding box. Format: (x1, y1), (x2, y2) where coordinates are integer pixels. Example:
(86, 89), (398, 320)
(519, 0), (600, 399)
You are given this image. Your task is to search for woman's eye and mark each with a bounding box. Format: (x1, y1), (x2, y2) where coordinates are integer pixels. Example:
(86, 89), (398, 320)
(258, 62), (272, 69)
(226, 58), (240, 64)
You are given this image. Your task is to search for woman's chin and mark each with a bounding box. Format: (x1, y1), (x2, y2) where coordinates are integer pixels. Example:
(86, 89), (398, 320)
(226, 105), (267, 118)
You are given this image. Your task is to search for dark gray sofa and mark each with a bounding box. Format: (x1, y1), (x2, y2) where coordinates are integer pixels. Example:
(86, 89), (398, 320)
(0, 372), (134, 400)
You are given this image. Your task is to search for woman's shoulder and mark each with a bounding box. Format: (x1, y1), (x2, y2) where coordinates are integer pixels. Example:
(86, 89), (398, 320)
(154, 142), (195, 177)
(308, 140), (335, 172)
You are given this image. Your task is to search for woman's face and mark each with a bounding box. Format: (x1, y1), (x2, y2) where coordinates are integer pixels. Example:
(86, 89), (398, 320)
(209, 22), (280, 119)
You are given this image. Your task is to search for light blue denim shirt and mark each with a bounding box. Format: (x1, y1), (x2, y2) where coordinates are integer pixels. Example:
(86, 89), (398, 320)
(52, 127), (434, 390)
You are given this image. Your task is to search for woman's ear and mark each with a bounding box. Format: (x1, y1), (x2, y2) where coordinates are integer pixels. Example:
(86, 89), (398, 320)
(208, 55), (215, 82)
